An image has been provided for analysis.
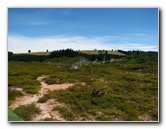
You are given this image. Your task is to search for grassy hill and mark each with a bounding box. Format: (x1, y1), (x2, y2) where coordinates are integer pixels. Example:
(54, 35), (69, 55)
(29, 52), (51, 55)
(14, 50), (125, 56)
(15, 51), (51, 56)
(80, 50), (125, 56)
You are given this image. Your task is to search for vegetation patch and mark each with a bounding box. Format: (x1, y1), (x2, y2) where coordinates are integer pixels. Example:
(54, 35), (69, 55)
(8, 88), (23, 106)
(13, 103), (41, 121)
(37, 94), (53, 103)
(8, 50), (158, 121)
(22, 85), (40, 94)
(53, 106), (75, 121)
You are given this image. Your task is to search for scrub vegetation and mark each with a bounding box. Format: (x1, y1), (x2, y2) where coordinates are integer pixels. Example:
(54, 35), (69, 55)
(13, 103), (41, 121)
(8, 49), (158, 121)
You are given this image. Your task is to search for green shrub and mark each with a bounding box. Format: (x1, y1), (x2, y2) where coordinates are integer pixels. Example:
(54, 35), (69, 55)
(91, 81), (106, 88)
(44, 72), (72, 84)
(23, 85), (40, 94)
(44, 78), (59, 84)
(13, 103), (41, 121)
(8, 89), (23, 101)
(53, 106), (75, 121)
(8, 76), (40, 87)
(37, 94), (52, 103)
(75, 100), (93, 111)
(8, 88), (23, 106)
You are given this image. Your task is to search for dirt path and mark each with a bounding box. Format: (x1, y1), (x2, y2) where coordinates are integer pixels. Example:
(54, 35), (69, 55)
(9, 75), (74, 121)
(33, 99), (65, 121)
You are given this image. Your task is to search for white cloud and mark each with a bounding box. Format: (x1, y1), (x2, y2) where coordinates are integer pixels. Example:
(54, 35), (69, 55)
(8, 35), (158, 53)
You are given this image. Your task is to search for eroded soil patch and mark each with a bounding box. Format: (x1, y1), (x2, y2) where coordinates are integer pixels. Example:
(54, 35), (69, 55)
(9, 75), (74, 121)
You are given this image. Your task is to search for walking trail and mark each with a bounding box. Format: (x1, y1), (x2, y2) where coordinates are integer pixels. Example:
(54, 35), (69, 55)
(9, 75), (74, 121)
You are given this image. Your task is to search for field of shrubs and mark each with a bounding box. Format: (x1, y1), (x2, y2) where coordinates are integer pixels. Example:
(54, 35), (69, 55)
(8, 49), (158, 121)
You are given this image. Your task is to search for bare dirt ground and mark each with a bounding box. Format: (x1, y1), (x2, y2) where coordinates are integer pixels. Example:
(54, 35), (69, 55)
(33, 99), (65, 121)
(9, 75), (74, 121)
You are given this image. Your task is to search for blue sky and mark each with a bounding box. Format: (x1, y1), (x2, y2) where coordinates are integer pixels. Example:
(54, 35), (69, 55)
(8, 8), (158, 53)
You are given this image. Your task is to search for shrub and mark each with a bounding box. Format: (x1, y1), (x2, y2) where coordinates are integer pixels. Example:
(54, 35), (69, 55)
(23, 85), (40, 94)
(13, 103), (41, 121)
(8, 76), (40, 88)
(8, 88), (23, 106)
(8, 89), (23, 101)
(53, 106), (75, 121)
(37, 94), (52, 103)
(75, 100), (93, 111)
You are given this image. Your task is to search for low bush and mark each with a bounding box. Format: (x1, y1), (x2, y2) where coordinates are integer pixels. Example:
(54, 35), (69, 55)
(23, 85), (40, 94)
(8, 89), (23, 101)
(8, 88), (23, 106)
(13, 103), (41, 121)
(53, 106), (75, 121)
(37, 94), (53, 103)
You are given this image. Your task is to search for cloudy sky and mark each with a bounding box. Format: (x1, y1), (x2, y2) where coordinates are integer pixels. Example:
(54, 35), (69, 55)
(8, 8), (158, 53)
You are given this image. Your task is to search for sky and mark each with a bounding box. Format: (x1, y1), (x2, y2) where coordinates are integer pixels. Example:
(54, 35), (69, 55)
(8, 8), (158, 53)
